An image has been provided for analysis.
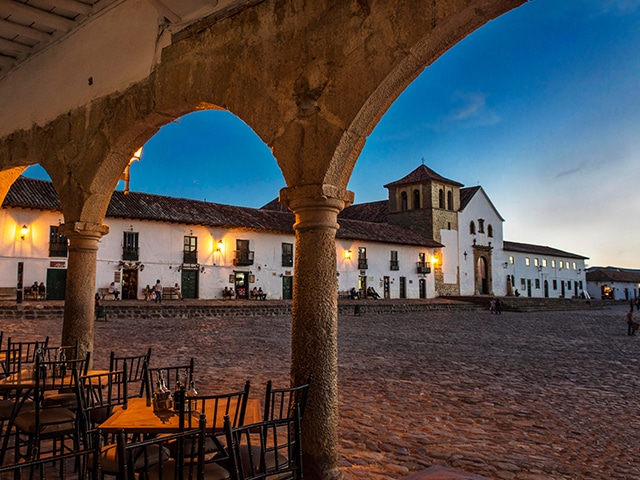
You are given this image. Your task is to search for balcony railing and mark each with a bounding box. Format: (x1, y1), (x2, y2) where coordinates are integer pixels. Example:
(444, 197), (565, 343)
(122, 247), (139, 261)
(282, 254), (293, 267)
(49, 243), (68, 258)
(233, 250), (254, 266)
(416, 261), (431, 274)
(357, 259), (368, 270)
(183, 250), (198, 264)
(390, 260), (399, 271)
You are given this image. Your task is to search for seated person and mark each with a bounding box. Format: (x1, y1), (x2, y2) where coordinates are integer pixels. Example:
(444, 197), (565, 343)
(349, 287), (359, 299)
(108, 282), (120, 300)
(38, 282), (46, 300)
(257, 287), (266, 300)
(223, 286), (235, 299)
(366, 287), (380, 299)
(251, 287), (259, 299)
(143, 285), (152, 301)
(174, 283), (183, 300)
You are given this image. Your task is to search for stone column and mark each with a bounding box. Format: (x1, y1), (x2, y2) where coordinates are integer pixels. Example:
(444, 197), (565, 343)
(59, 221), (109, 360)
(280, 185), (353, 480)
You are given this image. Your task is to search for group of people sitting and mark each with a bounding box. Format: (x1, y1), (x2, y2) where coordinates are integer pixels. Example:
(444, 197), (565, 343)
(27, 281), (46, 300)
(349, 286), (381, 299)
(250, 287), (267, 300)
(222, 287), (235, 299)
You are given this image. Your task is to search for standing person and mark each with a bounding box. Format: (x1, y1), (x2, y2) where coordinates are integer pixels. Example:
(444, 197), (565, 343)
(155, 279), (163, 303)
(627, 309), (639, 336)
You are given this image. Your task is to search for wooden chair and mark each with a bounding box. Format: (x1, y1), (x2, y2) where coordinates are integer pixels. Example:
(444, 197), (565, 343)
(224, 403), (303, 480)
(263, 375), (311, 422)
(181, 380), (251, 470)
(116, 414), (208, 480)
(75, 366), (129, 478)
(0, 430), (101, 479)
(143, 358), (195, 403)
(6, 337), (50, 364)
(12, 352), (90, 461)
(109, 347), (151, 398)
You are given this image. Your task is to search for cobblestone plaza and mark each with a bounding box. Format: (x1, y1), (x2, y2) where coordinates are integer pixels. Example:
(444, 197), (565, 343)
(3, 302), (637, 479)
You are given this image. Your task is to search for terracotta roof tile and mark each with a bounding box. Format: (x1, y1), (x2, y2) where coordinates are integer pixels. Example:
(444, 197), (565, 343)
(503, 240), (588, 260)
(586, 267), (640, 283)
(339, 200), (388, 223)
(384, 164), (463, 188)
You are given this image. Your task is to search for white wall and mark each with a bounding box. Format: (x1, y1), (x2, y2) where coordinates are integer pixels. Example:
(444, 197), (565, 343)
(457, 188), (505, 296)
(0, 206), (437, 300)
(336, 240), (436, 299)
(504, 252), (587, 298)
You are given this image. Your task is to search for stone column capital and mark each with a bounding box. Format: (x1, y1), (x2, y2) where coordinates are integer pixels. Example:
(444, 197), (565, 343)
(59, 222), (110, 254)
(279, 184), (354, 232)
(59, 221), (110, 239)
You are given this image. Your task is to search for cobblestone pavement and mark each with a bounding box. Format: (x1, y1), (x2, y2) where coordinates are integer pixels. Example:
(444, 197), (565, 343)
(4, 303), (640, 479)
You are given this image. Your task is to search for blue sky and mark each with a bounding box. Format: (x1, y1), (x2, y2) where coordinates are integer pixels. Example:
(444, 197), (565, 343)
(25, 0), (640, 268)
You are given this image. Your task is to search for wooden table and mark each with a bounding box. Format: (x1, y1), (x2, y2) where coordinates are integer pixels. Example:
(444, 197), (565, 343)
(99, 397), (262, 435)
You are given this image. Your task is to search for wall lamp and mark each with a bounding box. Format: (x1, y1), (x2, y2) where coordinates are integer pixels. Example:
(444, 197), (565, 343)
(503, 262), (508, 269)
(344, 250), (352, 260)
(216, 240), (223, 252)
(20, 225), (28, 240)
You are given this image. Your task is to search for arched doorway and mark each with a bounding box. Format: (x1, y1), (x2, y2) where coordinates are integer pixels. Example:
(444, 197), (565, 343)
(476, 256), (489, 295)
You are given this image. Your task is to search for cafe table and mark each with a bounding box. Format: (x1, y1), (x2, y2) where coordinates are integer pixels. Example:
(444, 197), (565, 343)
(98, 397), (262, 435)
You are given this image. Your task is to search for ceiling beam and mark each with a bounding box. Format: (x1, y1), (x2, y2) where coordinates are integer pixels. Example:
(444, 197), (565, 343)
(0, 54), (17, 67)
(0, 18), (52, 42)
(38, 0), (93, 16)
(0, 0), (77, 32)
(0, 37), (32, 55)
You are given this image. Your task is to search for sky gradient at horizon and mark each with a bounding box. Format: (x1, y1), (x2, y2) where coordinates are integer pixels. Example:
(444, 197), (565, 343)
(24, 0), (640, 269)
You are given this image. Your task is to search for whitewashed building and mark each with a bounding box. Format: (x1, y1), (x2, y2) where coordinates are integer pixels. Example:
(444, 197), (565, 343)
(503, 242), (588, 298)
(0, 176), (440, 301)
(1, 165), (589, 301)
(586, 267), (640, 301)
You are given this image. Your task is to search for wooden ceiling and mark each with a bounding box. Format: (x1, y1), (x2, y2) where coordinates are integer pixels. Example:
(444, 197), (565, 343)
(0, 0), (252, 78)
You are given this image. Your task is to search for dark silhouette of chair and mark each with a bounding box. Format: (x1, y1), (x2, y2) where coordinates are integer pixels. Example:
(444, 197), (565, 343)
(115, 414), (210, 480)
(41, 340), (82, 409)
(75, 366), (129, 478)
(224, 403), (303, 480)
(109, 347), (151, 398)
(263, 375), (311, 422)
(6, 337), (50, 364)
(143, 358), (194, 402)
(0, 430), (101, 479)
(181, 380), (251, 470)
(12, 352), (90, 461)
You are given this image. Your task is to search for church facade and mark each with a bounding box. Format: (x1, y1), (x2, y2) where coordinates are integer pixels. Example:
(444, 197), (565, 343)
(0, 165), (588, 301)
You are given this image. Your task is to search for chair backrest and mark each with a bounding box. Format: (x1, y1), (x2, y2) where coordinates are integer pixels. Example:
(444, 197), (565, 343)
(263, 375), (311, 422)
(144, 357), (194, 401)
(1, 342), (23, 377)
(75, 365), (129, 447)
(224, 403), (303, 480)
(7, 336), (49, 364)
(0, 430), (101, 479)
(109, 348), (151, 388)
(40, 340), (80, 362)
(116, 414), (207, 480)
(33, 351), (91, 405)
(183, 380), (250, 462)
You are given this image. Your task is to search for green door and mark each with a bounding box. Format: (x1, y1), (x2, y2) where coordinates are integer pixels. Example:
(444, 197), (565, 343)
(181, 269), (199, 299)
(282, 276), (293, 300)
(46, 269), (66, 300)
